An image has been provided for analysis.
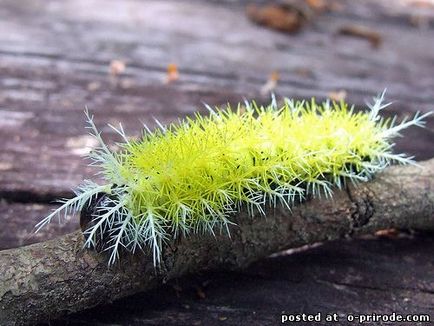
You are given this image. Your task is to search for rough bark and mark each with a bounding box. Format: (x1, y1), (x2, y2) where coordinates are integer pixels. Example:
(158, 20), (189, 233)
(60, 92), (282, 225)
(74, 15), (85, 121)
(0, 159), (433, 325)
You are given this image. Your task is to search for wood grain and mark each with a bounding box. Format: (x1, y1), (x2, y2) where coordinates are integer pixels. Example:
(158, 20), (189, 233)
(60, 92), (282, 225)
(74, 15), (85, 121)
(0, 0), (433, 325)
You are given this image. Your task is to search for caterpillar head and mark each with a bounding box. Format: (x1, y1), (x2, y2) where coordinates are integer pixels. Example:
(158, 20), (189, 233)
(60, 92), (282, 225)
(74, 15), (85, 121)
(80, 190), (115, 252)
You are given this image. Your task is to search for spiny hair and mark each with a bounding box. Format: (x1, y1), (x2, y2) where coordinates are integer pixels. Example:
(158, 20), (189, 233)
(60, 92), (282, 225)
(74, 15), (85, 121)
(36, 91), (431, 266)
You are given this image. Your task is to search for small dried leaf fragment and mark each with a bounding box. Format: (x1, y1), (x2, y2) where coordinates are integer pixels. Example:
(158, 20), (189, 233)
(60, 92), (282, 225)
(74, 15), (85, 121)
(165, 63), (179, 84)
(261, 71), (280, 96)
(246, 4), (305, 33)
(328, 89), (347, 102)
(109, 60), (126, 76)
(306, 0), (327, 11)
(338, 25), (382, 48)
(307, 0), (345, 12)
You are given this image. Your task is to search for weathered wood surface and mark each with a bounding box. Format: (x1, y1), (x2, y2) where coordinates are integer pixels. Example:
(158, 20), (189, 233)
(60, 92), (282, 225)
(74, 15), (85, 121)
(1, 0), (434, 199)
(0, 0), (433, 324)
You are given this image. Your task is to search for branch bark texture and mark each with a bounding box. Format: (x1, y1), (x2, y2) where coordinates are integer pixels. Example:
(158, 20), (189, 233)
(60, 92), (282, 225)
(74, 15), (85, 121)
(1, 159), (434, 325)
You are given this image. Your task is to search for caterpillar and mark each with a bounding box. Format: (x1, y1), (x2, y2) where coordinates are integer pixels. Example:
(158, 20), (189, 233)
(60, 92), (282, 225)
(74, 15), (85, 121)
(36, 91), (431, 266)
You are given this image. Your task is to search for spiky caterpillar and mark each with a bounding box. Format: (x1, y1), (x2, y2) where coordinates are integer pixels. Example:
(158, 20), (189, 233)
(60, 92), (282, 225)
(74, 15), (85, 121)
(36, 92), (431, 266)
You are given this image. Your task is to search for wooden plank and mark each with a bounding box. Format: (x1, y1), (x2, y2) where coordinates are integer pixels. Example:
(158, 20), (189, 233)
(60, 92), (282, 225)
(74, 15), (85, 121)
(0, 201), (76, 250)
(0, 0), (433, 102)
(0, 0), (434, 200)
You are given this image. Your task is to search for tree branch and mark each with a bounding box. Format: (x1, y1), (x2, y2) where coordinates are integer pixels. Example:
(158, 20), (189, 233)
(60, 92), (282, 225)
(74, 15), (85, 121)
(1, 159), (433, 325)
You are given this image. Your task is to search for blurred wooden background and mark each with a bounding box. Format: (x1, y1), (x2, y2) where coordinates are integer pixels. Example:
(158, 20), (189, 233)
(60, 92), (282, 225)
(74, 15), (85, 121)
(0, 0), (433, 324)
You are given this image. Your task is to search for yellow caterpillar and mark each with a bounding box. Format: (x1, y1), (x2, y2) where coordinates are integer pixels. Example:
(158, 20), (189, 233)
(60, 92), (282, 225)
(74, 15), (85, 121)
(36, 91), (430, 265)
